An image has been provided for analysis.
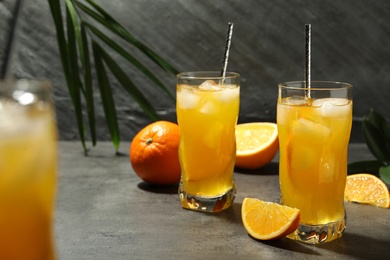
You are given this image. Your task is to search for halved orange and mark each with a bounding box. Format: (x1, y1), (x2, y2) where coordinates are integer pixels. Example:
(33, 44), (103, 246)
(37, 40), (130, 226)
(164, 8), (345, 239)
(241, 198), (300, 240)
(344, 173), (390, 208)
(235, 122), (279, 169)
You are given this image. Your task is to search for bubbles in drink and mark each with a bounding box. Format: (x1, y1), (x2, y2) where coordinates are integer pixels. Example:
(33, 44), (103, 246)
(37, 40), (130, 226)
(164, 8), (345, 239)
(319, 155), (336, 183)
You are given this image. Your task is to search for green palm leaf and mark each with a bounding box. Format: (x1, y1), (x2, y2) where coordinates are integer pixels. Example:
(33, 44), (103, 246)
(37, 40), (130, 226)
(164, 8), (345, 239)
(48, 0), (70, 79)
(84, 22), (175, 100)
(97, 46), (159, 121)
(363, 118), (390, 163)
(48, 0), (178, 153)
(65, 1), (88, 152)
(349, 109), (390, 184)
(366, 109), (390, 158)
(92, 42), (120, 151)
(80, 23), (96, 146)
(74, 0), (179, 75)
(66, 0), (98, 147)
(379, 165), (390, 185)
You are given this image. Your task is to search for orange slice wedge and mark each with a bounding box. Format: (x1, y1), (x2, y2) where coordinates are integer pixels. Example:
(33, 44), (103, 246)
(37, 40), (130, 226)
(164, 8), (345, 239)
(235, 122), (279, 169)
(344, 173), (390, 208)
(241, 198), (300, 240)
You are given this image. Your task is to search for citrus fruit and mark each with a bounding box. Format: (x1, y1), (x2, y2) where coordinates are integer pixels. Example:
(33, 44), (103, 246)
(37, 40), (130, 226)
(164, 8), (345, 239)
(130, 121), (181, 185)
(241, 198), (300, 240)
(344, 173), (390, 208)
(235, 122), (279, 169)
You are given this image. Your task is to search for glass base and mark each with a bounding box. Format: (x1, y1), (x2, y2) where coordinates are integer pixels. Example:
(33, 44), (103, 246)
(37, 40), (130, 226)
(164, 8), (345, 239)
(287, 215), (346, 244)
(179, 185), (236, 213)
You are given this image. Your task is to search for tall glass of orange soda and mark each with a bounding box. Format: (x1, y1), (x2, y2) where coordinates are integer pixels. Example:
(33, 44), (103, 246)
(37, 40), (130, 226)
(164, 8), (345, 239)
(0, 80), (57, 259)
(277, 81), (352, 244)
(176, 71), (240, 212)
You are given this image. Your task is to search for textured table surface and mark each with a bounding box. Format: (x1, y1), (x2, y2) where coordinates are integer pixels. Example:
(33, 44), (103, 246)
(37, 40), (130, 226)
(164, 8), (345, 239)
(55, 142), (390, 260)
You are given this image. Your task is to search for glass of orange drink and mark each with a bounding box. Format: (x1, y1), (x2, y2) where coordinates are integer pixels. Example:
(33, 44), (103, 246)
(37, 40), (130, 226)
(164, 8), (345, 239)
(0, 80), (57, 259)
(277, 81), (353, 244)
(176, 71), (240, 212)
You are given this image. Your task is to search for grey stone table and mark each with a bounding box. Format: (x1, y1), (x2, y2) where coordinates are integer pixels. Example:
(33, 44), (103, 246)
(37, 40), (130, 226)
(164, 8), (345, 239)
(55, 142), (390, 260)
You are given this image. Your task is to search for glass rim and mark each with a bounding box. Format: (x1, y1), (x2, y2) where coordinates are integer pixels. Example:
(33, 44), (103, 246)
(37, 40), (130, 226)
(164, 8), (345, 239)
(177, 71), (239, 80)
(0, 79), (53, 105)
(278, 80), (353, 91)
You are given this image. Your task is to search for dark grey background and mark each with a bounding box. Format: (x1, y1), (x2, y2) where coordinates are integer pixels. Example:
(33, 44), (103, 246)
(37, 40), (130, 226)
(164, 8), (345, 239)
(1, 0), (390, 147)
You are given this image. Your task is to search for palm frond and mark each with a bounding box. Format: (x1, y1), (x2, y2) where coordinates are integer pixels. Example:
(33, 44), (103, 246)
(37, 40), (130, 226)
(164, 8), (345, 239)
(97, 46), (159, 121)
(48, 0), (179, 153)
(80, 23), (96, 146)
(65, 0), (88, 152)
(83, 22), (175, 100)
(75, 0), (179, 75)
(92, 42), (120, 151)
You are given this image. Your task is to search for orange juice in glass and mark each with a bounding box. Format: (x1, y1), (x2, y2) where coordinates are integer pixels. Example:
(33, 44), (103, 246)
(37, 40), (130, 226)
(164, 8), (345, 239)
(277, 81), (352, 244)
(177, 72), (239, 212)
(0, 80), (57, 259)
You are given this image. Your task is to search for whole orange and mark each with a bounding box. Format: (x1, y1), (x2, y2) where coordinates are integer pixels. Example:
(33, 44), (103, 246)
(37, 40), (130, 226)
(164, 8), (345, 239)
(130, 121), (181, 185)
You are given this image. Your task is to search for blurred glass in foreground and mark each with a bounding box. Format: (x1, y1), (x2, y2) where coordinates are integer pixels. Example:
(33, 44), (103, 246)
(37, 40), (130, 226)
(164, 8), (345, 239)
(0, 80), (57, 259)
